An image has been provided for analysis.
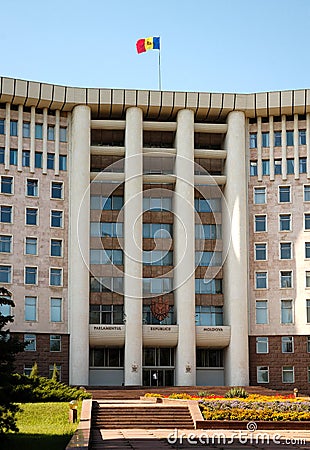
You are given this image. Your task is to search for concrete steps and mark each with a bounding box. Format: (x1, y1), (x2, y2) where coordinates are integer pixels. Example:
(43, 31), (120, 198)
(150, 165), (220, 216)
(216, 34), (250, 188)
(91, 401), (194, 429)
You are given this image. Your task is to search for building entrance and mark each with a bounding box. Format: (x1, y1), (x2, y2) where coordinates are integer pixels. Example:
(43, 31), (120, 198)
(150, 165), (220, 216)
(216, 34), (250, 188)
(142, 368), (174, 386)
(142, 347), (175, 386)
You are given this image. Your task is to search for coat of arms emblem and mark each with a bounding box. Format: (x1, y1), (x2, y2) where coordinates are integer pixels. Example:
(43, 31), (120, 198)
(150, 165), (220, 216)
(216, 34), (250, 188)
(150, 297), (170, 322)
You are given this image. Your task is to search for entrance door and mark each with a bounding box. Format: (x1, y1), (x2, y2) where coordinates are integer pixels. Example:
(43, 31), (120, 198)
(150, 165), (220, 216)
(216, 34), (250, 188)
(142, 369), (174, 386)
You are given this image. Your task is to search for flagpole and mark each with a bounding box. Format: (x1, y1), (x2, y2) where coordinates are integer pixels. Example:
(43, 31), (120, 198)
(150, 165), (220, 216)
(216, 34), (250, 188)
(158, 47), (162, 91)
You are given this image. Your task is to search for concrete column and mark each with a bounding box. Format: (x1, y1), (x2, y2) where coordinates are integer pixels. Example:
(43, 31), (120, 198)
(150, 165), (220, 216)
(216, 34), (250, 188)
(4, 103), (10, 170)
(174, 108), (196, 386)
(307, 114), (310, 179)
(42, 108), (48, 174)
(124, 107), (143, 385)
(294, 114), (299, 179)
(223, 110), (249, 386)
(68, 105), (91, 386)
(269, 116), (275, 180)
(30, 106), (35, 173)
(17, 105), (23, 172)
(281, 115), (287, 180)
(55, 110), (60, 175)
(257, 117), (262, 181)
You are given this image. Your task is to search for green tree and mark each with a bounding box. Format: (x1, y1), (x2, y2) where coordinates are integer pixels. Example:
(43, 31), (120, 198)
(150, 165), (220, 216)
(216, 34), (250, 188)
(0, 287), (26, 434)
(29, 362), (38, 378)
(51, 363), (59, 382)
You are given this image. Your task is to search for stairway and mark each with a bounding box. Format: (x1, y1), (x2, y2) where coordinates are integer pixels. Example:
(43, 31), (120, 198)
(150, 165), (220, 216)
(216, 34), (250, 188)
(91, 400), (194, 429)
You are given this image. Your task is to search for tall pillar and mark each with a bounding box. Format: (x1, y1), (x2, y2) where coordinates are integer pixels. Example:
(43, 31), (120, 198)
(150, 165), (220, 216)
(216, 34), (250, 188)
(69, 105), (91, 385)
(124, 107), (143, 385)
(223, 110), (249, 386)
(174, 108), (196, 386)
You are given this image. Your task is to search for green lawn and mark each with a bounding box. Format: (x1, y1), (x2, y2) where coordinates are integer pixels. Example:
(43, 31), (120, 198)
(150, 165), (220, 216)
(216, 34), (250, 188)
(2, 402), (80, 450)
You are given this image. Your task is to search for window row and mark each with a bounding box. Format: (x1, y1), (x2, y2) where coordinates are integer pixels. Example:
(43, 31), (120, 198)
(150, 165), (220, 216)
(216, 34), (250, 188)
(254, 242), (310, 260)
(250, 158), (306, 176)
(256, 270), (310, 290)
(250, 130), (306, 149)
(255, 299), (301, 324)
(0, 149), (67, 170)
(0, 266), (63, 286)
(257, 366), (300, 384)
(0, 236), (63, 256)
(0, 207), (63, 228)
(1, 179), (64, 198)
(0, 119), (67, 142)
(256, 336), (299, 354)
(254, 213), (309, 233)
(24, 334), (62, 352)
(0, 297), (63, 322)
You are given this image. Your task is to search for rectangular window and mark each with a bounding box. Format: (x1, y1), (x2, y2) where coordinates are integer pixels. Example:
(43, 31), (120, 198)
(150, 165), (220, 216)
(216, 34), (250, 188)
(24, 334), (36, 351)
(90, 304), (124, 325)
(22, 150), (30, 167)
(35, 152), (42, 168)
(305, 214), (310, 230)
(300, 158), (307, 174)
(304, 186), (310, 202)
(286, 131), (294, 146)
(287, 159), (294, 175)
(50, 239), (62, 257)
(255, 243), (267, 260)
(48, 364), (61, 381)
(255, 272), (267, 289)
(195, 251), (222, 267)
(280, 242), (292, 260)
(10, 120), (18, 136)
(279, 214), (291, 231)
(25, 237), (37, 255)
(194, 278), (222, 294)
(257, 366), (269, 383)
(307, 300), (310, 323)
(256, 300), (268, 324)
(51, 182), (63, 199)
(1, 176), (13, 194)
(50, 298), (62, 322)
(0, 148), (4, 164)
(0, 206), (12, 223)
(250, 161), (257, 176)
(35, 124), (43, 139)
(10, 149), (17, 165)
(254, 215), (266, 232)
(47, 153), (55, 170)
(98, 222), (124, 238)
(262, 132), (269, 147)
(274, 160), (282, 175)
(274, 131), (282, 147)
(23, 122), (30, 138)
(249, 133), (257, 148)
(282, 366), (294, 383)
(26, 179), (38, 197)
(299, 130), (306, 145)
(0, 235), (12, 253)
(50, 268), (62, 286)
(256, 337), (268, 354)
(0, 119), (5, 134)
(0, 265), (12, 283)
(306, 243), (310, 259)
(25, 267), (37, 285)
(59, 127), (67, 142)
(280, 271), (292, 288)
(47, 126), (55, 141)
(279, 186), (291, 203)
(51, 210), (63, 228)
(25, 296), (37, 321)
(144, 197), (173, 212)
(195, 306), (223, 326)
(254, 187), (266, 204)
(26, 208), (38, 226)
(282, 336), (294, 353)
(262, 160), (270, 175)
(90, 277), (124, 294)
(281, 299), (293, 324)
(306, 271), (310, 288)
(59, 155), (67, 171)
(50, 334), (61, 352)
(0, 301), (11, 316)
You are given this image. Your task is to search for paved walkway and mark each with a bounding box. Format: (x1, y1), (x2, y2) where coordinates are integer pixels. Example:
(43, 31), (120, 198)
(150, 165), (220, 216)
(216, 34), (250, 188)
(91, 428), (310, 449)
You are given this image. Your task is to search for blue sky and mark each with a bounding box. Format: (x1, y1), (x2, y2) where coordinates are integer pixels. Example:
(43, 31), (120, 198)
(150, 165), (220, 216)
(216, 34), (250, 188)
(1, 0), (309, 93)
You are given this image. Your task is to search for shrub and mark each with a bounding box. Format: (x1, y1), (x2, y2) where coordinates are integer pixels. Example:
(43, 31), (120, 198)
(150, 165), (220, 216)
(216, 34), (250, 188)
(144, 393), (163, 398)
(169, 393), (192, 400)
(10, 374), (91, 403)
(225, 387), (249, 398)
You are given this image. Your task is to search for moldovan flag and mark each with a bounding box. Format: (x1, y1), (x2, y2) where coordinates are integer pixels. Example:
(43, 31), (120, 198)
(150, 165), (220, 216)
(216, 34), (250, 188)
(136, 37), (160, 54)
